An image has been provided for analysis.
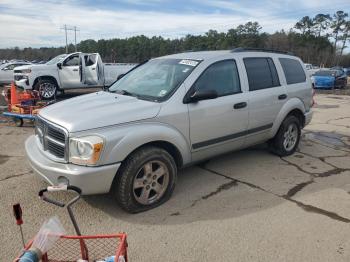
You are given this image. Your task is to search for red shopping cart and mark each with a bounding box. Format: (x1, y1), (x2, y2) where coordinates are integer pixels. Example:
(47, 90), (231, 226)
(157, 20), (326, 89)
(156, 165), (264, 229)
(14, 185), (128, 262)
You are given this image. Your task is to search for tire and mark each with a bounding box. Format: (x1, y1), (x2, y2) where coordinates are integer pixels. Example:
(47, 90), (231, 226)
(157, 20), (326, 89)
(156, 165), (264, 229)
(269, 115), (301, 157)
(34, 79), (57, 100)
(13, 117), (23, 127)
(112, 146), (177, 213)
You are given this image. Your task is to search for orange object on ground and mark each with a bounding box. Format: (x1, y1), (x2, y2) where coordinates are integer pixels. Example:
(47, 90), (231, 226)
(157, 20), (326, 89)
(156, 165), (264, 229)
(10, 82), (19, 105)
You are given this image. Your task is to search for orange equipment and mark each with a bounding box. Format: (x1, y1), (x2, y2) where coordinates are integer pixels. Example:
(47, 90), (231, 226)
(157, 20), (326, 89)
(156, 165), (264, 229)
(2, 82), (52, 127)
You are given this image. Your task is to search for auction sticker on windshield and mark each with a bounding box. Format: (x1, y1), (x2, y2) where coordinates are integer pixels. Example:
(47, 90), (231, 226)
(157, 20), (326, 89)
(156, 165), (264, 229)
(179, 59), (199, 67)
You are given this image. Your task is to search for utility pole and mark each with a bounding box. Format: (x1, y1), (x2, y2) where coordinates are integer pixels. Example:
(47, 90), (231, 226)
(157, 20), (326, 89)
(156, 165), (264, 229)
(64, 24), (68, 53)
(74, 26), (77, 52)
(60, 25), (80, 53)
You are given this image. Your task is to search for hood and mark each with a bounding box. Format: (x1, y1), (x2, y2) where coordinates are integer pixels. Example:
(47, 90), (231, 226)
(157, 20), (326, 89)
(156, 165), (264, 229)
(313, 75), (335, 84)
(39, 91), (161, 132)
(15, 64), (52, 71)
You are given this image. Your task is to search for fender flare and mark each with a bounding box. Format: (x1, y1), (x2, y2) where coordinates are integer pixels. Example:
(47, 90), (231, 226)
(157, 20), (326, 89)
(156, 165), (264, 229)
(33, 75), (61, 89)
(271, 98), (306, 136)
(102, 122), (191, 166)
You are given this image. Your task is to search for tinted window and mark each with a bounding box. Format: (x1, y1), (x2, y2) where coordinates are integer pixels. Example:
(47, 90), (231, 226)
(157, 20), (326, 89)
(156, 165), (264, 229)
(64, 55), (79, 66)
(193, 60), (241, 96)
(244, 58), (280, 91)
(279, 58), (306, 84)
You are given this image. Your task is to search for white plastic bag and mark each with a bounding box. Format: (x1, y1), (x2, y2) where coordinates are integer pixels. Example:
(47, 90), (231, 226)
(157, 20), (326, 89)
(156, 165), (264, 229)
(31, 216), (66, 254)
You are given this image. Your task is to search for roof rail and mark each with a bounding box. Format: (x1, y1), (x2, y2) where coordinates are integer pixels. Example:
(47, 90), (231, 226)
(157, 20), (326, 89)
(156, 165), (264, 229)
(231, 47), (294, 55)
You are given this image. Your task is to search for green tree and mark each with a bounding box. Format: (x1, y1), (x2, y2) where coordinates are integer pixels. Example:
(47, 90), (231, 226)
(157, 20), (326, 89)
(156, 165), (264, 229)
(331, 10), (348, 53)
(313, 14), (332, 37)
(295, 16), (314, 35)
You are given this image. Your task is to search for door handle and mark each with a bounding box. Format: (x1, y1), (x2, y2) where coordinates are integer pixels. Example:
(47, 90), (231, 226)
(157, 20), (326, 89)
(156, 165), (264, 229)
(91, 67), (96, 70)
(278, 94), (287, 100)
(72, 69), (78, 72)
(233, 102), (247, 109)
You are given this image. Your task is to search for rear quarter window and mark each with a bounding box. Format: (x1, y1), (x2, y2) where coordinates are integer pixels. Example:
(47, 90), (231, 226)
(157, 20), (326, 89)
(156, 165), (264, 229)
(279, 58), (306, 84)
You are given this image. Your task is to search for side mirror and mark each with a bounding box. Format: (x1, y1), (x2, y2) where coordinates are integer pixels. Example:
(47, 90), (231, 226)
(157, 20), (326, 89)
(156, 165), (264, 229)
(117, 73), (126, 81)
(184, 89), (218, 103)
(57, 63), (62, 69)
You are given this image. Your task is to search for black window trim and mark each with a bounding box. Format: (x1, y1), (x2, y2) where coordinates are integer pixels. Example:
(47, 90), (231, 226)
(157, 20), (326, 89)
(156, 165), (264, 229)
(183, 59), (242, 103)
(243, 57), (281, 92)
(278, 57), (306, 85)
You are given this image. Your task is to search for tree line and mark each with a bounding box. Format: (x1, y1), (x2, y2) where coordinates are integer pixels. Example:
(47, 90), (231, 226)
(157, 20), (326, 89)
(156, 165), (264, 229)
(1, 10), (350, 67)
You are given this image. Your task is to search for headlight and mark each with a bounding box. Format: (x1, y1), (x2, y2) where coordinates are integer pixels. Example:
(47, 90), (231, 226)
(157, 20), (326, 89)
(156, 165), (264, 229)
(69, 135), (104, 166)
(21, 69), (31, 74)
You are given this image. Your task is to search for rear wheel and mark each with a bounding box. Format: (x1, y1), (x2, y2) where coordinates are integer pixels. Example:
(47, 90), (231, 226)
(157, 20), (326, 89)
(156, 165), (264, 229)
(269, 115), (301, 157)
(34, 79), (57, 100)
(112, 146), (177, 213)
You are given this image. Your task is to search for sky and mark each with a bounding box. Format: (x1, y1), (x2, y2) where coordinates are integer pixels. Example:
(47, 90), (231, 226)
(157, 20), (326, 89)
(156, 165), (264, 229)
(0, 0), (349, 48)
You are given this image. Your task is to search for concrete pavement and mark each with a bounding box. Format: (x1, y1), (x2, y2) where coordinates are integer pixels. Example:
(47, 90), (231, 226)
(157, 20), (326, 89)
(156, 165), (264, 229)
(1, 93), (350, 261)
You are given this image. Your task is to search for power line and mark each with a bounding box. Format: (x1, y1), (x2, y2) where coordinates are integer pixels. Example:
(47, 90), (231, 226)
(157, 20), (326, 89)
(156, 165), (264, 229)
(60, 25), (80, 53)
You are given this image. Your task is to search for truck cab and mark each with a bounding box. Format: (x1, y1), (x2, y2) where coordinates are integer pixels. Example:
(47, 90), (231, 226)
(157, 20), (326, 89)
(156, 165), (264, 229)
(14, 52), (133, 99)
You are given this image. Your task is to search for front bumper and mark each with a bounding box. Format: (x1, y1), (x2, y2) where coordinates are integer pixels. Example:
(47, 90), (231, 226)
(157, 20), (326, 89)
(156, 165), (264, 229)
(304, 110), (313, 127)
(15, 79), (31, 89)
(25, 135), (120, 195)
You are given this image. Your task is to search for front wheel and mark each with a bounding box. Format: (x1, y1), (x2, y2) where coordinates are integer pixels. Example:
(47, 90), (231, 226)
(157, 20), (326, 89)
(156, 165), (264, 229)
(34, 79), (57, 100)
(112, 146), (177, 213)
(269, 115), (301, 157)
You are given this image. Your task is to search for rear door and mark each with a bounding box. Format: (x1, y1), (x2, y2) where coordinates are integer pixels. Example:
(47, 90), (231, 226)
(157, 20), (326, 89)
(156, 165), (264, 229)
(243, 57), (286, 145)
(187, 59), (249, 161)
(80, 53), (104, 86)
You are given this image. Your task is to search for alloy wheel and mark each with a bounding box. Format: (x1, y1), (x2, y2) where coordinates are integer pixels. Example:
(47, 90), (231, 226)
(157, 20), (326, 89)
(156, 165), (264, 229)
(283, 123), (298, 151)
(133, 160), (170, 205)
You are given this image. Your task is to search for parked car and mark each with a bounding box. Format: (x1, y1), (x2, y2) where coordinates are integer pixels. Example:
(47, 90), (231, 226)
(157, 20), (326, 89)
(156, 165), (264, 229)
(25, 48), (313, 213)
(311, 69), (347, 89)
(304, 63), (320, 77)
(14, 52), (137, 99)
(0, 61), (31, 84)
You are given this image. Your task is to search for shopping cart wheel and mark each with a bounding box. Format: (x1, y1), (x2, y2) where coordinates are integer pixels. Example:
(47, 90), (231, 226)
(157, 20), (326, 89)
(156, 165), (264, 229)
(13, 117), (23, 127)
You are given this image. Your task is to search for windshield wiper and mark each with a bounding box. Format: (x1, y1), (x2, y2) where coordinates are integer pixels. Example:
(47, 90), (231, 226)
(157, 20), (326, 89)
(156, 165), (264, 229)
(111, 89), (136, 97)
(119, 90), (135, 96)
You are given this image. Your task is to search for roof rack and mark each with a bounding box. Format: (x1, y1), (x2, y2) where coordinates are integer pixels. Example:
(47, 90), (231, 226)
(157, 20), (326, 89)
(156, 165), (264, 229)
(231, 47), (294, 55)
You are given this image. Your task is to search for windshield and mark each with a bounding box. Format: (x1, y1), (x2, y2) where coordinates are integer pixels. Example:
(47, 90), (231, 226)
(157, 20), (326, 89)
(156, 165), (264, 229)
(46, 54), (67, 65)
(314, 70), (336, 76)
(109, 58), (200, 101)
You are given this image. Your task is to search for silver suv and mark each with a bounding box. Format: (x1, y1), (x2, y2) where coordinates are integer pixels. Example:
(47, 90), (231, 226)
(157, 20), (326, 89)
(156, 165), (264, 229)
(25, 48), (313, 213)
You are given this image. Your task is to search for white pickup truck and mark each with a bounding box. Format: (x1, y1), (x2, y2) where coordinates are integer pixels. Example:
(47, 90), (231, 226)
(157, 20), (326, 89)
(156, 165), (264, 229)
(14, 52), (137, 99)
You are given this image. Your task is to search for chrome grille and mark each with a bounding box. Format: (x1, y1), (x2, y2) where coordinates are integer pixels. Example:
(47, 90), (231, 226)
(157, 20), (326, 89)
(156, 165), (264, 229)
(35, 117), (67, 161)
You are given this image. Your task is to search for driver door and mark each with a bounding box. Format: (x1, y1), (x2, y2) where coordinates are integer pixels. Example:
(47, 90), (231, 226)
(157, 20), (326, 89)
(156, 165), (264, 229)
(187, 60), (249, 161)
(58, 54), (82, 88)
(80, 53), (104, 86)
